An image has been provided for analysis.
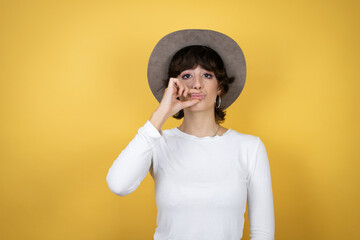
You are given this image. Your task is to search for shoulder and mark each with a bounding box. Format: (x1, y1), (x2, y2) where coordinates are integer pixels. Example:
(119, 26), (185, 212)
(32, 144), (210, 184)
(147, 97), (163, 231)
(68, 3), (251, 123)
(228, 128), (261, 146)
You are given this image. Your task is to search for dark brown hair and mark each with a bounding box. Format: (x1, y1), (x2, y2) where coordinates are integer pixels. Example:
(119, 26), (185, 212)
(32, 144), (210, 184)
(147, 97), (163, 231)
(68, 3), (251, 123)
(164, 45), (235, 124)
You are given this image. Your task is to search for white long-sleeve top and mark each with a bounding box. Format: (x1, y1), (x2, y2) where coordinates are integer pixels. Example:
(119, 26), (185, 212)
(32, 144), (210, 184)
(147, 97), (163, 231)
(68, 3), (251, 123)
(106, 120), (275, 240)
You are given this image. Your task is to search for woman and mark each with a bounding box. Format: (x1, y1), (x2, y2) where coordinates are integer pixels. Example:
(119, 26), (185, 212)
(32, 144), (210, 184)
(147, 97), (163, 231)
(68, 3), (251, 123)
(106, 29), (275, 240)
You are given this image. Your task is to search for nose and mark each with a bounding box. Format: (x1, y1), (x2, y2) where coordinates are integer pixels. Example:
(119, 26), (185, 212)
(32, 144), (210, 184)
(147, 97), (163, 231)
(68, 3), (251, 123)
(192, 73), (203, 90)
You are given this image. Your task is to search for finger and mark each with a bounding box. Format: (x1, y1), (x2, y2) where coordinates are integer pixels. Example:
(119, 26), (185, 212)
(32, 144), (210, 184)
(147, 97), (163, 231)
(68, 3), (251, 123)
(168, 78), (180, 97)
(179, 84), (185, 97)
(172, 78), (185, 97)
(188, 88), (202, 94)
(181, 98), (201, 109)
(168, 77), (178, 90)
(175, 78), (189, 97)
(182, 84), (189, 97)
(183, 88), (188, 98)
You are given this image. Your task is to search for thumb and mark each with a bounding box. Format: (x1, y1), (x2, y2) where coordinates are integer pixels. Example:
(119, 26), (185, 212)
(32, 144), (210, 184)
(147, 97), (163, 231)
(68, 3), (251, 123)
(180, 99), (201, 109)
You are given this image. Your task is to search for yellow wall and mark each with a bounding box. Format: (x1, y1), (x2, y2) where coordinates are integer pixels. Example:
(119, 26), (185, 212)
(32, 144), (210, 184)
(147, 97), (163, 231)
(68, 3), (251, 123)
(1, 0), (359, 239)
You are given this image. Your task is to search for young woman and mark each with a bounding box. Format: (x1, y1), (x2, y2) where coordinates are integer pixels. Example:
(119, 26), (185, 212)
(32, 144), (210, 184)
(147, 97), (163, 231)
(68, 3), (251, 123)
(106, 29), (275, 240)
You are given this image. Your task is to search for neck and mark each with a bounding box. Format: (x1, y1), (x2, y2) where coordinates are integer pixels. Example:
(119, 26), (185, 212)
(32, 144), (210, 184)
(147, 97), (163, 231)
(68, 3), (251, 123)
(179, 108), (219, 137)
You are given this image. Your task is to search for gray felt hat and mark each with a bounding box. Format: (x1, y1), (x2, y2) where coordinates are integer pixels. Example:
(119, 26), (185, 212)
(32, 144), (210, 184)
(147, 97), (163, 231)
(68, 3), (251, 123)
(147, 29), (246, 110)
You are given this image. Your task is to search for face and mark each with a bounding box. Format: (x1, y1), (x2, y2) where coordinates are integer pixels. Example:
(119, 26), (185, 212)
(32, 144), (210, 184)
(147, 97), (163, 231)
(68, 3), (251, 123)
(178, 65), (221, 112)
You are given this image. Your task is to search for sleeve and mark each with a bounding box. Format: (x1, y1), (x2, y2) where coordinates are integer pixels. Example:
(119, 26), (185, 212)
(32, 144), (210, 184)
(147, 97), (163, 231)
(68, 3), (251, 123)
(247, 137), (275, 240)
(106, 120), (162, 196)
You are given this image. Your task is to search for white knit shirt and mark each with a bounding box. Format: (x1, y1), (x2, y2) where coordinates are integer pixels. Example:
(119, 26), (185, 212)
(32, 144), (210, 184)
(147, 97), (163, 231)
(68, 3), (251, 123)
(106, 120), (275, 240)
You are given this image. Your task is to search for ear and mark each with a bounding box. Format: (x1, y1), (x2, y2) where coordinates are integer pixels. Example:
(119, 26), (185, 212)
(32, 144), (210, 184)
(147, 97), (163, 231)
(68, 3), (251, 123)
(217, 86), (223, 96)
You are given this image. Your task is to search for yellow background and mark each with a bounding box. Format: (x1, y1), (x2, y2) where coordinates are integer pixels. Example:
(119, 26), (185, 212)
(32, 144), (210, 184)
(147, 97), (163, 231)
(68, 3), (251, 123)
(1, 0), (359, 239)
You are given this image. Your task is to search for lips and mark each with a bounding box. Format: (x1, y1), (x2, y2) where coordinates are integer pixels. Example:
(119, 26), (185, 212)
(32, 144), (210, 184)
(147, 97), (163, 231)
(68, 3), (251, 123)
(190, 94), (206, 99)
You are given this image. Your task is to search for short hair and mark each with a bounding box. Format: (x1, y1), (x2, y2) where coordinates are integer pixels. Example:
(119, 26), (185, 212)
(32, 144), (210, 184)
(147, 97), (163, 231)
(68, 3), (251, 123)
(163, 45), (235, 124)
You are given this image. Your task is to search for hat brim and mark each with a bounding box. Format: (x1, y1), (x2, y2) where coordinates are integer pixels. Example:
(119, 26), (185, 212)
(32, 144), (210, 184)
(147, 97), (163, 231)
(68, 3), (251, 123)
(147, 29), (246, 110)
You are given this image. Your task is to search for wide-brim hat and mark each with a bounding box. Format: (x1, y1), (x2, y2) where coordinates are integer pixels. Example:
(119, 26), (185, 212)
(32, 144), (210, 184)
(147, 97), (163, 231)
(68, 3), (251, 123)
(147, 29), (246, 110)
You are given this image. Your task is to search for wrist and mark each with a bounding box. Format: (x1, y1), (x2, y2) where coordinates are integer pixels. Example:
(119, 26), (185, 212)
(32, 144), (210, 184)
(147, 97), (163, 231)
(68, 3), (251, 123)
(155, 106), (171, 119)
(150, 108), (169, 132)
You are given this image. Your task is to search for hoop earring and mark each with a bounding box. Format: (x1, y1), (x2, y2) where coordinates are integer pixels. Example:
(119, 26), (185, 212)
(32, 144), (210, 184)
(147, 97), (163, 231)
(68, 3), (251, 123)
(215, 95), (221, 108)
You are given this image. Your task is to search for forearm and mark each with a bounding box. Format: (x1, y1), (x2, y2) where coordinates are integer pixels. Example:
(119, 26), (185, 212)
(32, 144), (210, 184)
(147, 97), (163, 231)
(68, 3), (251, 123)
(149, 107), (170, 133)
(106, 120), (162, 196)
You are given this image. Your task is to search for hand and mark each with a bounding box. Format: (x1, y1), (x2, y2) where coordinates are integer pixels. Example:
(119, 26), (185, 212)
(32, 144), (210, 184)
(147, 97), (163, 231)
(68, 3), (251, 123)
(157, 77), (202, 118)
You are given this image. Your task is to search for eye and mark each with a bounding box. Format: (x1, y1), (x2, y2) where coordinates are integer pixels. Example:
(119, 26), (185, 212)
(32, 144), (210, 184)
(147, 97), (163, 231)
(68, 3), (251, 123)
(203, 73), (213, 79)
(181, 73), (192, 79)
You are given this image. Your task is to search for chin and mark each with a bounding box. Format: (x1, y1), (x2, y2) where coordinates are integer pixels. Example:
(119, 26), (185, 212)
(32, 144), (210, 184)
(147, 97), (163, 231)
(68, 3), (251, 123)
(187, 102), (213, 111)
